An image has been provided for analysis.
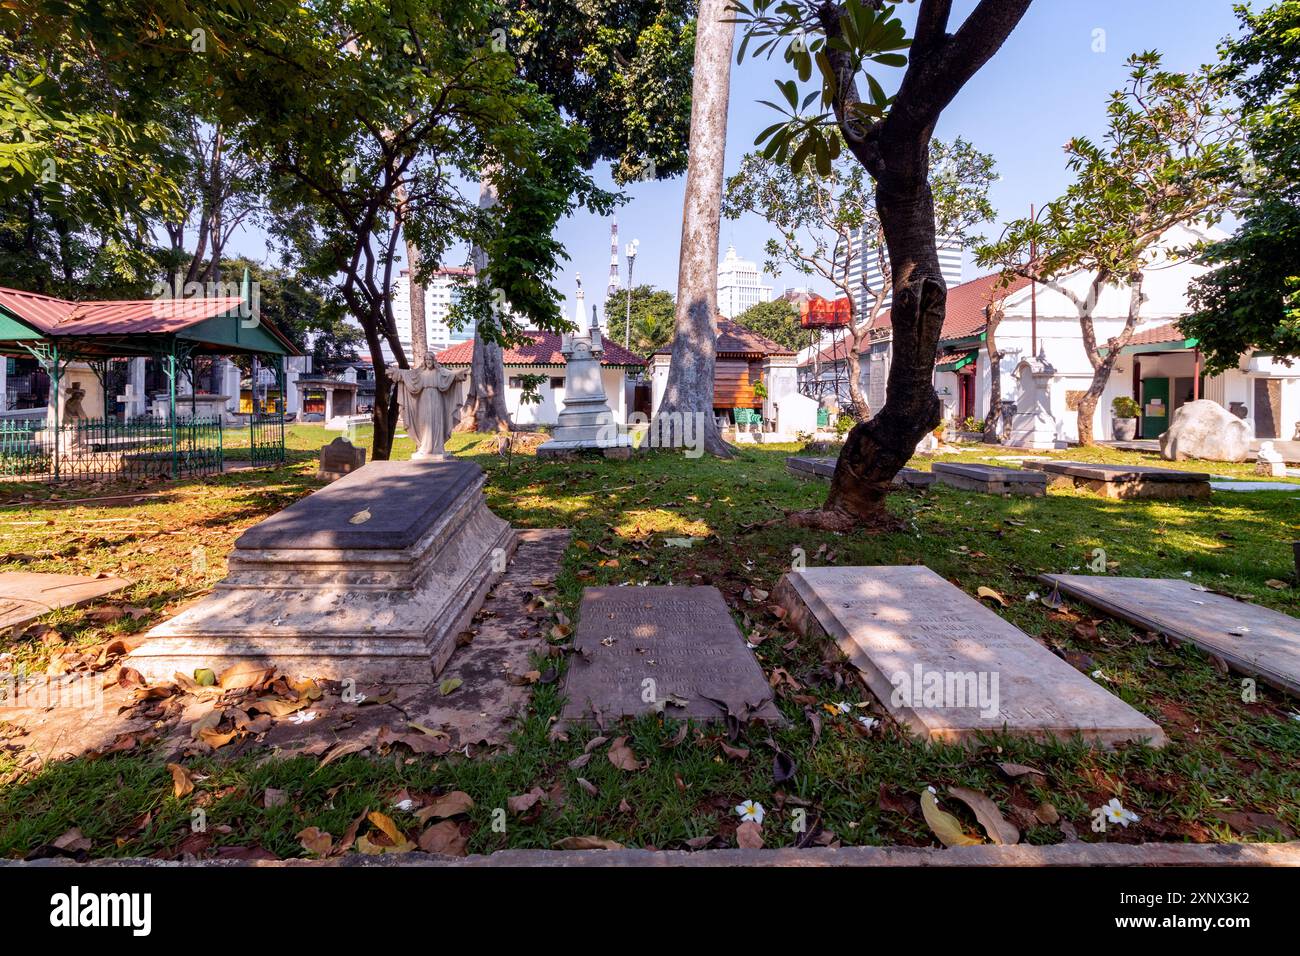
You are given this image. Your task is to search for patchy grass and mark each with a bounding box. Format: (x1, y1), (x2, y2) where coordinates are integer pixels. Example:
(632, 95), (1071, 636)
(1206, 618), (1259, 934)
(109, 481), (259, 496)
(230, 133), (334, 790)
(1, 427), (1298, 858)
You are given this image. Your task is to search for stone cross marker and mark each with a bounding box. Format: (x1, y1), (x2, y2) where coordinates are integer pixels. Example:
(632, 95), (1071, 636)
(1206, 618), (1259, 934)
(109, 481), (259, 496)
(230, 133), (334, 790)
(560, 586), (781, 724)
(318, 436), (366, 481)
(774, 565), (1166, 748)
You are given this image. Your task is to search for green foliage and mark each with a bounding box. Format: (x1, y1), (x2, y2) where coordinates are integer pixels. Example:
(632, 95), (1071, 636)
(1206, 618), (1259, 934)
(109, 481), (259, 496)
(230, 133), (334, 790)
(734, 299), (806, 353)
(1185, 2), (1300, 371)
(731, 0), (910, 175)
(603, 284), (677, 355)
(1111, 396), (1141, 419)
(505, 1), (697, 183)
(976, 53), (1241, 291)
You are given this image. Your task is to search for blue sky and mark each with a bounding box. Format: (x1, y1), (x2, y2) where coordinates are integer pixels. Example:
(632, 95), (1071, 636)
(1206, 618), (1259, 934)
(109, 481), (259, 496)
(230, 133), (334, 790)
(226, 0), (1244, 324)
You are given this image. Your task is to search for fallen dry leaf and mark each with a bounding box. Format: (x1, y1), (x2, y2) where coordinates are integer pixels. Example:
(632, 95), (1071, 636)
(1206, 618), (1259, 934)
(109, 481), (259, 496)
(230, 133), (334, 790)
(418, 790), (474, 822)
(736, 821), (764, 849)
(297, 827), (334, 856)
(607, 736), (643, 772)
(948, 786), (1020, 845)
(419, 820), (468, 856)
(166, 763), (195, 799)
(920, 789), (982, 847)
(553, 835), (623, 850)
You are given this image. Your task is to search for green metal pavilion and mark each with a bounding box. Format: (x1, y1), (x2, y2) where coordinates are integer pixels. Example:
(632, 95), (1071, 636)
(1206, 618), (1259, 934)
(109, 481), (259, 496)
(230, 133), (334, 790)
(0, 274), (298, 480)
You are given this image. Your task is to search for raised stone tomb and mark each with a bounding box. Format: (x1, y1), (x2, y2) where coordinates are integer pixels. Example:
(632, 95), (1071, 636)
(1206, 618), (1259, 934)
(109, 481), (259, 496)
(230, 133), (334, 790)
(126, 459), (515, 683)
(1041, 574), (1300, 696)
(931, 462), (1047, 496)
(560, 586), (781, 724)
(1023, 460), (1210, 499)
(786, 456), (936, 489)
(774, 565), (1166, 747)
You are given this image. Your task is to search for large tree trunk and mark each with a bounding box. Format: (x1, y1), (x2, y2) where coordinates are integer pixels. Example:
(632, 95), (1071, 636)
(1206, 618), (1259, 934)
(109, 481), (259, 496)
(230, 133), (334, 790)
(456, 175), (511, 434)
(982, 300), (1006, 442)
(806, 172), (948, 529)
(654, 0), (734, 458)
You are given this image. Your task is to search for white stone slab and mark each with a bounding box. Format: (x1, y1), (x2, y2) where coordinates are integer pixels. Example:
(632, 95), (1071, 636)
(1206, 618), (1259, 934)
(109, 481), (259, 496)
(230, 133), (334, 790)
(1041, 574), (1300, 696)
(775, 566), (1166, 748)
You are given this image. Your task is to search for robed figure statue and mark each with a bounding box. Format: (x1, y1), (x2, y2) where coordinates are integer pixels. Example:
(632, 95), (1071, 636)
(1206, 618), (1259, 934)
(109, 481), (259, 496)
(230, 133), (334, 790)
(386, 353), (467, 459)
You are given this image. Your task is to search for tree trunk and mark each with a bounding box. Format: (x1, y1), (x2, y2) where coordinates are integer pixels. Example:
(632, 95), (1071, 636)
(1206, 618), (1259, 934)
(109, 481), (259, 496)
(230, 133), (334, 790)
(808, 176), (948, 530)
(845, 329), (868, 417)
(654, 0), (734, 458)
(396, 182), (428, 361)
(982, 300), (1006, 442)
(1077, 274), (1145, 446)
(456, 174), (511, 434)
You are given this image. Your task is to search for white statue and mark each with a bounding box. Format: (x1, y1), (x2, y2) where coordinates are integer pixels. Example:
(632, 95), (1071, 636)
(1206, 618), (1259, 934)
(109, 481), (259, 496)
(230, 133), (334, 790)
(386, 352), (466, 460)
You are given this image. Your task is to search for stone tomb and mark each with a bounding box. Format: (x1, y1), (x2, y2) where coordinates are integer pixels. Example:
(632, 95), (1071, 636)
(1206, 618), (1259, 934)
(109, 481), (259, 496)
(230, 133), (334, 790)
(318, 436), (367, 481)
(560, 586), (781, 724)
(774, 566), (1166, 747)
(931, 462), (1047, 496)
(0, 572), (131, 633)
(786, 456), (936, 489)
(1023, 460), (1210, 500)
(126, 459), (515, 683)
(1041, 574), (1300, 696)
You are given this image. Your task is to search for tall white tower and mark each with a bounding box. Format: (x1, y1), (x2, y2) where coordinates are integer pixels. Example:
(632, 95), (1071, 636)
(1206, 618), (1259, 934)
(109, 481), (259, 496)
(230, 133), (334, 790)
(607, 218), (620, 301)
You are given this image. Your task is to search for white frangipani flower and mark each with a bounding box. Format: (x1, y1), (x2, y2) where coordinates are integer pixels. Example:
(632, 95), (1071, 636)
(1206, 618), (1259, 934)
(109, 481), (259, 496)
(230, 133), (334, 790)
(1101, 797), (1140, 827)
(735, 800), (765, 825)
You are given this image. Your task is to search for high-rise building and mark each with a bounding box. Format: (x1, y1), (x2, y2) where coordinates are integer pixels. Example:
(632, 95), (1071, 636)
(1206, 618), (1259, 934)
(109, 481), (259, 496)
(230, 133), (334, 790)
(716, 245), (774, 319)
(386, 266), (476, 362)
(845, 228), (963, 317)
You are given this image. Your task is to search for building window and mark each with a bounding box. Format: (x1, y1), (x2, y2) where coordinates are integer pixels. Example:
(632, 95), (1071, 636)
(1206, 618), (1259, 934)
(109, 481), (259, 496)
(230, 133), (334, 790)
(550, 377), (565, 390)
(508, 376), (523, 389)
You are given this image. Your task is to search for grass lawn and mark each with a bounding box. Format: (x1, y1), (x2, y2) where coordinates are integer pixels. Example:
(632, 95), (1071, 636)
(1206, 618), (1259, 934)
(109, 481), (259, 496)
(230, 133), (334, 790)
(1, 424), (1298, 859)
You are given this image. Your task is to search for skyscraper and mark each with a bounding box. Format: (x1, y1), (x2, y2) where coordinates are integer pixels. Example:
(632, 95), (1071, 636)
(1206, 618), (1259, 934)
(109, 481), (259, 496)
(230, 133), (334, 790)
(716, 245), (774, 319)
(386, 266), (475, 362)
(845, 227), (963, 318)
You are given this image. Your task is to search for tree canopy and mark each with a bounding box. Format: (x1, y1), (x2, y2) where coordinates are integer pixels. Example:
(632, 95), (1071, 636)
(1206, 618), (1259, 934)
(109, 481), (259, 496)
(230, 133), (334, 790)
(604, 284), (677, 355)
(1183, 1), (1300, 372)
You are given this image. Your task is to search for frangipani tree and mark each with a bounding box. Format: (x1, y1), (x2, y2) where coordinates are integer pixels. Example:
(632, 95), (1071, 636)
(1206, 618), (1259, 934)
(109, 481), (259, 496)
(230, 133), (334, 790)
(976, 52), (1241, 445)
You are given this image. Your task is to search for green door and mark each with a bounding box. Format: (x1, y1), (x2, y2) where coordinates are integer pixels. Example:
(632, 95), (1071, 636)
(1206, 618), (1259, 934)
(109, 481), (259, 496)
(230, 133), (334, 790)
(1141, 377), (1170, 439)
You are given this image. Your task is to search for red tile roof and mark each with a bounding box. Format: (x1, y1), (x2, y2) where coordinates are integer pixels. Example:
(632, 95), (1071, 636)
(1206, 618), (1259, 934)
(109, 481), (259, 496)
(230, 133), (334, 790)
(1125, 322), (1192, 347)
(874, 272), (1031, 341)
(436, 330), (646, 367)
(0, 286), (248, 334)
(652, 317), (795, 357)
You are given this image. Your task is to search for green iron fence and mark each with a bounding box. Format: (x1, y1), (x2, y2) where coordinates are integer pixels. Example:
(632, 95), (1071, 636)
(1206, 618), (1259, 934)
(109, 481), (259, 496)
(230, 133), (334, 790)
(248, 412), (285, 467)
(0, 415), (224, 481)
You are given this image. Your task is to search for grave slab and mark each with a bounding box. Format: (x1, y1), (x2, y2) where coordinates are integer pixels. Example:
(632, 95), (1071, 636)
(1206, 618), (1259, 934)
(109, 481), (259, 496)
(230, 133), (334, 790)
(1210, 481), (1300, 493)
(560, 586), (781, 725)
(318, 437), (366, 481)
(1040, 574), (1300, 696)
(125, 460), (515, 683)
(774, 565), (1166, 747)
(0, 572), (131, 632)
(786, 456), (936, 489)
(931, 462), (1047, 496)
(1023, 460), (1210, 499)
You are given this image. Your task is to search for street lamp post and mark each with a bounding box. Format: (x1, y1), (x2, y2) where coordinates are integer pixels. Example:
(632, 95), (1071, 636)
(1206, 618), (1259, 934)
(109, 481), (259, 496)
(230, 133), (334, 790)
(624, 239), (639, 351)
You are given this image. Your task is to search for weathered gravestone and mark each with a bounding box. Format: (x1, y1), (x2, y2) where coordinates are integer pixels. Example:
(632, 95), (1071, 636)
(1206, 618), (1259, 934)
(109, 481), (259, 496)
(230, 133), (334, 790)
(932, 462), (1047, 496)
(126, 459), (514, 683)
(318, 437), (366, 481)
(560, 586), (781, 724)
(774, 566), (1166, 747)
(1023, 460), (1211, 500)
(786, 456), (936, 489)
(0, 572), (131, 633)
(1041, 574), (1300, 696)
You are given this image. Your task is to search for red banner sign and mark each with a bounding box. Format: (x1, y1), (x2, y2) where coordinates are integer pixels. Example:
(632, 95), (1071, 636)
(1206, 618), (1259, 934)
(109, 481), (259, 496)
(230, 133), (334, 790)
(799, 297), (852, 328)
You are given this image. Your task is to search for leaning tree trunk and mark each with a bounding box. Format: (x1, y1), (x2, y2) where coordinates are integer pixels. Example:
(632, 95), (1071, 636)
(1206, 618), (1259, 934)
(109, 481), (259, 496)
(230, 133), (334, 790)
(845, 328), (868, 418)
(982, 301), (1006, 442)
(811, 177), (948, 529)
(654, 0), (734, 458)
(456, 174), (511, 434)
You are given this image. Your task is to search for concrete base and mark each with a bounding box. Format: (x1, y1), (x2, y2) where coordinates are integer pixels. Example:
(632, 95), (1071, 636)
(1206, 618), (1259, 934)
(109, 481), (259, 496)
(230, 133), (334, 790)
(125, 460), (515, 684)
(1023, 461), (1211, 500)
(537, 436), (633, 459)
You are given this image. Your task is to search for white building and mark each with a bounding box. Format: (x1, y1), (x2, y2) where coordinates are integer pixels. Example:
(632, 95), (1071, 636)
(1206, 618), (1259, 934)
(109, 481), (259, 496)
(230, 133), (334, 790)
(716, 245), (774, 318)
(849, 224), (1300, 447)
(846, 227), (963, 316)
(386, 266), (475, 362)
